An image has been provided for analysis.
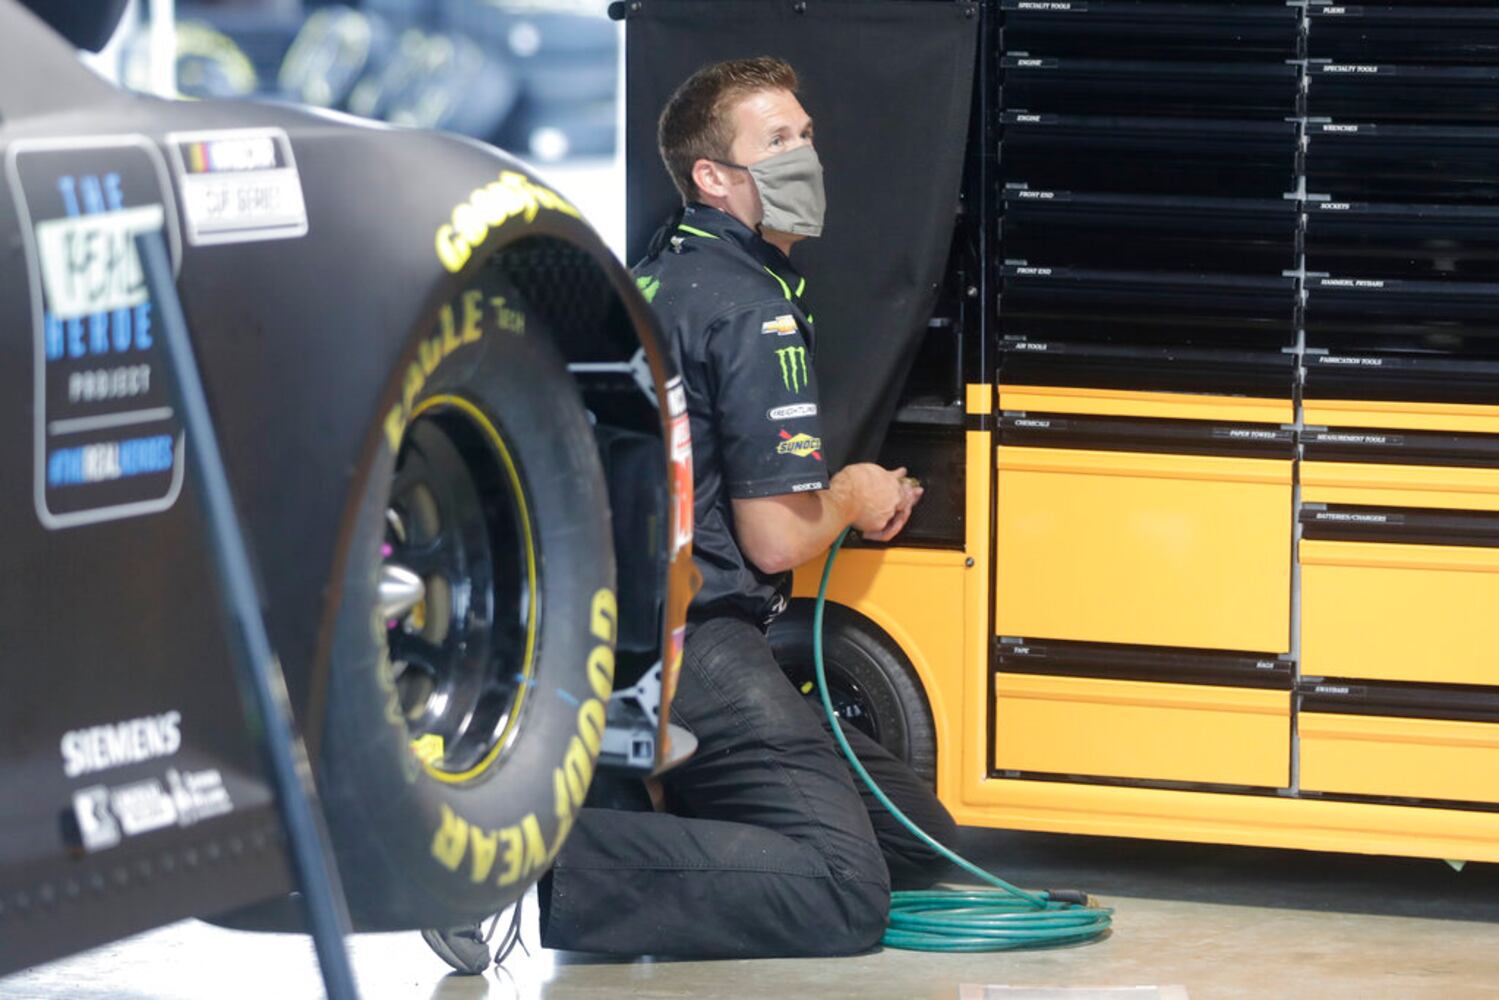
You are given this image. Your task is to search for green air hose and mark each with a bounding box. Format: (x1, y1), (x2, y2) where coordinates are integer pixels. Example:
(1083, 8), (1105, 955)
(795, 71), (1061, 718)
(813, 527), (1114, 952)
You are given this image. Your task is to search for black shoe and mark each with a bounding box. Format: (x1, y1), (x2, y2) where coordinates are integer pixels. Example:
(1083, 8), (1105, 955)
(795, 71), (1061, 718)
(420, 924), (491, 975)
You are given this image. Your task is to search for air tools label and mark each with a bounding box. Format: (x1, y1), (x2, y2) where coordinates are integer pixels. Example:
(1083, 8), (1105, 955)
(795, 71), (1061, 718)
(7, 136), (186, 529)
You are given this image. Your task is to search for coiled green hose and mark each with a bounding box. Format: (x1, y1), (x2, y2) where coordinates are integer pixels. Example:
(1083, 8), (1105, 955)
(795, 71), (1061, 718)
(814, 527), (1114, 951)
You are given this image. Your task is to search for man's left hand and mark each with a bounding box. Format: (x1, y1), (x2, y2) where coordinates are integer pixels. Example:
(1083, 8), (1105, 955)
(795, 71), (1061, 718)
(860, 477), (923, 543)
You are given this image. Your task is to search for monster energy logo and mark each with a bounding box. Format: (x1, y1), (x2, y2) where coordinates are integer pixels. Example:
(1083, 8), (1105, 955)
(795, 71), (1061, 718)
(776, 345), (809, 393)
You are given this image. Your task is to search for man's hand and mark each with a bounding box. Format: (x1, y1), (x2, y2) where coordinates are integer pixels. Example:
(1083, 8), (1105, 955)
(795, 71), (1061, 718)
(730, 464), (925, 575)
(860, 472), (923, 543)
(833, 464), (923, 542)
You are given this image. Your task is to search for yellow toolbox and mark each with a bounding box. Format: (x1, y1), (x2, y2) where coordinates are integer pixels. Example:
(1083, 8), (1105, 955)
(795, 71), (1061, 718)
(994, 672), (1290, 787)
(1301, 710), (1499, 804)
(1301, 538), (1499, 686)
(996, 444), (1292, 652)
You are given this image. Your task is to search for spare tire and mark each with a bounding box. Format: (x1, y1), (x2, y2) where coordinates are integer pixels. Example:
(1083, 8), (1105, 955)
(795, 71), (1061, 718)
(769, 601), (937, 785)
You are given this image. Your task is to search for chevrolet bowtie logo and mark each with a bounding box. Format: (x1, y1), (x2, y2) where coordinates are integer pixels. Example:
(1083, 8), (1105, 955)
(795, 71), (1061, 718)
(776, 345), (808, 393)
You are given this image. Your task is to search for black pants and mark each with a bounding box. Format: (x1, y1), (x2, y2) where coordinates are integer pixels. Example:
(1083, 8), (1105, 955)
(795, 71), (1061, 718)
(540, 614), (959, 958)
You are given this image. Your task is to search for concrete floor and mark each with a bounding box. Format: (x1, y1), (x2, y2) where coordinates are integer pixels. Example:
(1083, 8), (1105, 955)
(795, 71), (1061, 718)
(3, 826), (1497, 999)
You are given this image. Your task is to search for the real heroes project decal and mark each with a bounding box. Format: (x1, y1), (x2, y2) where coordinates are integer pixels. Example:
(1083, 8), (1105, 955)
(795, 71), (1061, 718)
(7, 136), (186, 529)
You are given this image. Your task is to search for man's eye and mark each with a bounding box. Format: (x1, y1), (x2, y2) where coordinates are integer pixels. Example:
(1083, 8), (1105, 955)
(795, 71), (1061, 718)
(770, 136), (784, 147)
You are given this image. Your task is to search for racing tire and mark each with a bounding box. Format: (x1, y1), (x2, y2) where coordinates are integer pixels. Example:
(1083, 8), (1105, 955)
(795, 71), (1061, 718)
(317, 272), (617, 931)
(769, 601), (937, 785)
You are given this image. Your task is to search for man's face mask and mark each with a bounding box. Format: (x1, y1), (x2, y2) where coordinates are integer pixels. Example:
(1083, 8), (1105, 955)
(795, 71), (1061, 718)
(716, 145), (826, 238)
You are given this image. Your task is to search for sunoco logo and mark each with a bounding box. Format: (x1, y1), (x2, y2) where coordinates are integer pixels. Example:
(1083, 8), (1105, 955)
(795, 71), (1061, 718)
(777, 429), (822, 460)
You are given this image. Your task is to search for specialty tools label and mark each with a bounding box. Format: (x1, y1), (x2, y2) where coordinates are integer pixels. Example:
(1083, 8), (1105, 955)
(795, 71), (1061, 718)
(167, 128), (308, 245)
(7, 136), (186, 529)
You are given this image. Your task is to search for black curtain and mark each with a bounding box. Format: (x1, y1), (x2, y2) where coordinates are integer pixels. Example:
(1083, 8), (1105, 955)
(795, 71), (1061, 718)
(625, 0), (978, 469)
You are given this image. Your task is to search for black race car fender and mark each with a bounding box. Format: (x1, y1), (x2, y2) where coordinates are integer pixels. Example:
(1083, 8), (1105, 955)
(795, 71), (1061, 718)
(0, 0), (692, 958)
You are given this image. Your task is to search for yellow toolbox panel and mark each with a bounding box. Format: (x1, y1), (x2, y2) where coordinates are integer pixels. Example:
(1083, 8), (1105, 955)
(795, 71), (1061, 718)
(999, 385), (1292, 425)
(1301, 712), (1499, 804)
(996, 446), (1292, 651)
(994, 673), (1290, 787)
(1302, 460), (1499, 512)
(1301, 539), (1499, 685)
(1305, 398), (1499, 435)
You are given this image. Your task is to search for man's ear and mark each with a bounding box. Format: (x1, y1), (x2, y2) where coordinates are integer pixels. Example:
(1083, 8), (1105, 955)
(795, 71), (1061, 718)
(692, 158), (731, 200)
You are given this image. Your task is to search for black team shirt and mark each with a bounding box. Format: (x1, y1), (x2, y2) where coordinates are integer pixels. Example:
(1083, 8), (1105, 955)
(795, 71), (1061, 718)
(633, 203), (829, 627)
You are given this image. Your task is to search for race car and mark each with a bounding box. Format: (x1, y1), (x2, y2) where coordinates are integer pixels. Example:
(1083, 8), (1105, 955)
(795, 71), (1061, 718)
(0, 0), (693, 974)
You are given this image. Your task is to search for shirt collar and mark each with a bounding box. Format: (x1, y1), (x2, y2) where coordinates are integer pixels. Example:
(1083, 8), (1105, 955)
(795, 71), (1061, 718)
(680, 203), (802, 283)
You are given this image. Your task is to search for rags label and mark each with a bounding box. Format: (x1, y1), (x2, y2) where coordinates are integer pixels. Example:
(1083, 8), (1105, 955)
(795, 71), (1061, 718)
(7, 136), (186, 529)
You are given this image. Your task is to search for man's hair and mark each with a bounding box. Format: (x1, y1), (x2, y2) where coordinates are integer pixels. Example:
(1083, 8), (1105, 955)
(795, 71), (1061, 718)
(658, 57), (800, 203)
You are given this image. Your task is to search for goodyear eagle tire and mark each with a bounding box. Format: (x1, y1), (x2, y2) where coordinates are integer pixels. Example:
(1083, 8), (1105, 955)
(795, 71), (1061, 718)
(769, 602), (937, 785)
(318, 271), (616, 931)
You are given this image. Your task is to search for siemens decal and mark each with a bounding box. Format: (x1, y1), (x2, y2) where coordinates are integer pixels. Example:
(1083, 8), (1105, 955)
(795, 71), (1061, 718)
(61, 711), (182, 778)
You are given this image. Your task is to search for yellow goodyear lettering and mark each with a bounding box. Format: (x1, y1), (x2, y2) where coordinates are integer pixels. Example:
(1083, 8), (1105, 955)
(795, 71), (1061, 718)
(496, 823), (524, 886)
(468, 826), (499, 884)
(431, 805), (469, 872)
(545, 586), (619, 859)
(435, 224), (468, 273)
(435, 171), (581, 275)
(430, 587), (620, 884)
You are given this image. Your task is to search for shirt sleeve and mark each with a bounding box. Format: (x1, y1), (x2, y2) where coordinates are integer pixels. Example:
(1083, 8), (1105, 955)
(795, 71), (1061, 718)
(706, 303), (830, 499)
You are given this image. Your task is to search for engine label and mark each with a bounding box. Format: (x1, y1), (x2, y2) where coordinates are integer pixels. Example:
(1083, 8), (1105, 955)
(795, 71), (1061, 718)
(7, 136), (187, 529)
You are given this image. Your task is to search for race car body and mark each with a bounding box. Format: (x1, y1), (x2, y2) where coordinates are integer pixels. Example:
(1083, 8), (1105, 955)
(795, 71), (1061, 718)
(0, 0), (692, 974)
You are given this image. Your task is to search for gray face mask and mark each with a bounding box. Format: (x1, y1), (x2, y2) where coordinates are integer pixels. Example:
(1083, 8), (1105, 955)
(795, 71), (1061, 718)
(716, 145), (826, 239)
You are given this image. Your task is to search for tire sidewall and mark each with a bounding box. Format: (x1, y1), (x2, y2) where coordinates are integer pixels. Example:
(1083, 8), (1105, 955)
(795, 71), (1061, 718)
(319, 278), (617, 929)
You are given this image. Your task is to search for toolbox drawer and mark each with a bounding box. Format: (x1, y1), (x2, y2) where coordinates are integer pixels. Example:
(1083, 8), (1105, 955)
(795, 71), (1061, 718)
(997, 384), (1292, 425)
(1002, 113), (1298, 199)
(996, 446), (1292, 652)
(998, 339), (1297, 403)
(1309, 5), (1499, 67)
(1301, 460), (1499, 512)
(1306, 122), (1499, 205)
(1303, 355), (1499, 430)
(1003, 57), (1298, 121)
(1304, 276), (1499, 356)
(1305, 202), (1499, 283)
(1308, 63), (1499, 126)
(994, 673), (1290, 787)
(999, 266), (1295, 350)
(1002, 190), (1297, 276)
(1301, 712), (1499, 805)
(1301, 539), (1499, 687)
(1003, 1), (1299, 64)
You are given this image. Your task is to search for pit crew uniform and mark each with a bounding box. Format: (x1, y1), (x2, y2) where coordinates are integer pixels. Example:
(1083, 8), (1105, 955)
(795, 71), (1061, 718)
(538, 204), (957, 958)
